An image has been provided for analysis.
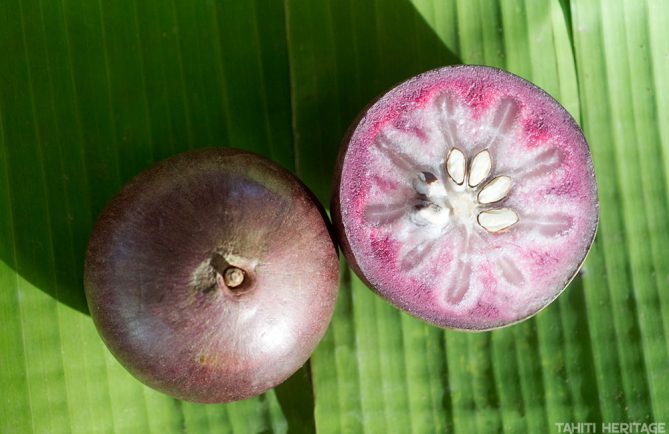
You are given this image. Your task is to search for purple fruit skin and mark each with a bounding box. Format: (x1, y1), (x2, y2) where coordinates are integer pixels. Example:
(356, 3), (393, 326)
(332, 65), (598, 330)
(85, 148), (339, 403)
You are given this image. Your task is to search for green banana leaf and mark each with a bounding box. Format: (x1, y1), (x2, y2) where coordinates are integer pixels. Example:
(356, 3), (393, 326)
(1, 0), (667, 432)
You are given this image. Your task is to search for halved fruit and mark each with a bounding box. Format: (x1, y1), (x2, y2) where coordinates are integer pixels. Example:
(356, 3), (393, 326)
(332, 65), (599, 331)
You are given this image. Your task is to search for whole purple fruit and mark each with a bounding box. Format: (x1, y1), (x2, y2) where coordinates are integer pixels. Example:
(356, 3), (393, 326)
(85, 148), (339, 403)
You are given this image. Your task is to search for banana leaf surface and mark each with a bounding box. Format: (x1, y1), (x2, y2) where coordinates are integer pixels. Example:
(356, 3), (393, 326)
(1, 0), (668, 432)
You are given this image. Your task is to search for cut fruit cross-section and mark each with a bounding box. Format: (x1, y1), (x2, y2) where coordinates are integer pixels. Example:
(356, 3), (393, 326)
(332, 65), (599, 330)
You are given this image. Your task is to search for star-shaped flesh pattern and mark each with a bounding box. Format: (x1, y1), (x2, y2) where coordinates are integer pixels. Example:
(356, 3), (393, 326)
(333, 66), (598, 330)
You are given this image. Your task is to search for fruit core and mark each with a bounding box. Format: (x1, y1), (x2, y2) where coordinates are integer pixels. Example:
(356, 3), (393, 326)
(411, 148), (517, 234)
